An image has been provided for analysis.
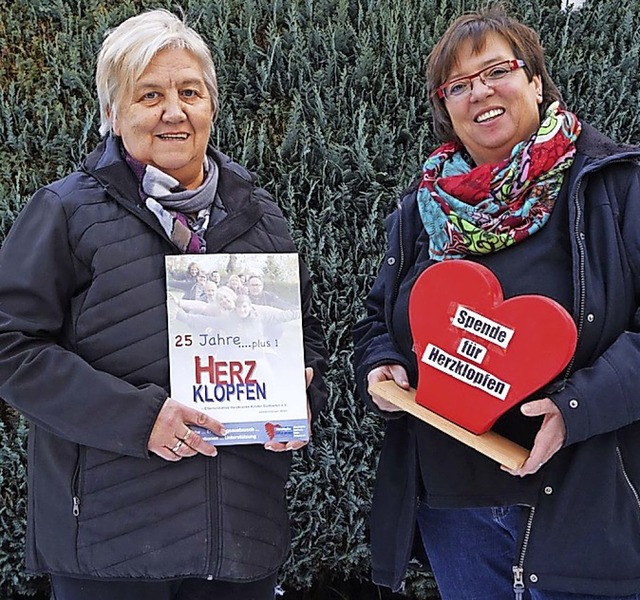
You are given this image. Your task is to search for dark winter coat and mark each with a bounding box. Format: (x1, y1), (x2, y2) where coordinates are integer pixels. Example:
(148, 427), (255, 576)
(353, 124), (640, 595)
(0, 135), (327, 581)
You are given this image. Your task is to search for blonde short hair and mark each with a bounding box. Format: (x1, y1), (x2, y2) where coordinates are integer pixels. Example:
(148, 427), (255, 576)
(96, 9), (219, 137)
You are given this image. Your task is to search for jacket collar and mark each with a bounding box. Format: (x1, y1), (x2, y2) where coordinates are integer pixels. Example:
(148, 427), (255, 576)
(564, 121), (640, 201)
(81, 135), (265, 251)
(575, 122), (640, 166)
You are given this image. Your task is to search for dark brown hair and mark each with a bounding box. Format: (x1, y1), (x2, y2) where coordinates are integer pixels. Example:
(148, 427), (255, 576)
(427, 5), (563, 143)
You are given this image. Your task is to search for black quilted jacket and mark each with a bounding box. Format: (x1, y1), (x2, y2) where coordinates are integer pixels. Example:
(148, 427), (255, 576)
(0, 135), (327, 581)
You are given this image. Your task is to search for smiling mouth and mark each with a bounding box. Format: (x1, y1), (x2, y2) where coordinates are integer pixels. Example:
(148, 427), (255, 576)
(475, 108), (505, 123)
(157, 133), (189, 140)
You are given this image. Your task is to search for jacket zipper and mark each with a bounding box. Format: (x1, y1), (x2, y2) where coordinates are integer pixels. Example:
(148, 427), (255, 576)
(562, 181), (587, 379)
(71, 453), (82, 517)
(208, 452), (223, 579)
(616, 447), (640, 512)
(512, 178), (587, 598)
(393, 200), (406, 301)
(512, 507), (535, 600)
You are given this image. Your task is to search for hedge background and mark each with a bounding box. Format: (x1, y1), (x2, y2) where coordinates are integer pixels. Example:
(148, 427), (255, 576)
(1, 0), (639, 598)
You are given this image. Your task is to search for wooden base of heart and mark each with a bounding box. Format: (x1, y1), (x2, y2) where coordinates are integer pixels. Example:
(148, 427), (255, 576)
(369, 380), (530, 470)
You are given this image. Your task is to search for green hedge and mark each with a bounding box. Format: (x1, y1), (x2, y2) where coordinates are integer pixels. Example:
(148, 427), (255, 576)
(1, 0), (639, 598)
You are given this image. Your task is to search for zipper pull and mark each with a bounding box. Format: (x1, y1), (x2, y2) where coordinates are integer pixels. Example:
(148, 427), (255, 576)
(512, 566), (525, 600)
(72, 496), (80, 517)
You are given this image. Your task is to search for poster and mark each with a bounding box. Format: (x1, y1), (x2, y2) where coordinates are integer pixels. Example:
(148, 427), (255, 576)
(165, 253), (308, 445)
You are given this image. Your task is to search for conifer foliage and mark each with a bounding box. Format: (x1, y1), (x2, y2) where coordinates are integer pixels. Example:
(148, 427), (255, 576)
(0, 0), (639, 597)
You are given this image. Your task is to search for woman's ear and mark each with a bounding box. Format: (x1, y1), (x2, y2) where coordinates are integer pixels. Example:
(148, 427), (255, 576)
(533, 75), (543, 104)
(106, 105), (120, 136)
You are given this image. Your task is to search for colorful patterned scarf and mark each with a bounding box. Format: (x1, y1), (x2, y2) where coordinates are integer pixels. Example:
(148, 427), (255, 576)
(417, 102), (581, 260)
(125, 152), (225, 253)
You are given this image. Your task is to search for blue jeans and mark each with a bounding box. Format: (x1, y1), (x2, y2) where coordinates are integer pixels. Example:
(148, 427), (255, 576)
(416, 504), (640, 600)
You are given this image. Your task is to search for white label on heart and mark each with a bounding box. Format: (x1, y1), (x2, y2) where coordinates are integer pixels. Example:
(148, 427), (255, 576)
(456, 338), (488, 364)
(422, 343), (511, 400)
(451, 306), (515, 349)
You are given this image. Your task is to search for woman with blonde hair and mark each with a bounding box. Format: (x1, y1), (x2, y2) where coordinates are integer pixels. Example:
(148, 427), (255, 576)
(0, 9), (326, 600)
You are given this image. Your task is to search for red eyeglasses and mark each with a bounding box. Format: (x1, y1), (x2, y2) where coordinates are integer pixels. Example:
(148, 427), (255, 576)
(437, 59), (526, 100)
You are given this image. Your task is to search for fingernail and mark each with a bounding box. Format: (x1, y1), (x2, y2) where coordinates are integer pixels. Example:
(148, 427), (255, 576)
(219, 428), (227, 436)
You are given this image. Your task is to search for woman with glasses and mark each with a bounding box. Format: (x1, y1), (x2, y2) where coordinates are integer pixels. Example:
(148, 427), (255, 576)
(353, 6), (640, 599)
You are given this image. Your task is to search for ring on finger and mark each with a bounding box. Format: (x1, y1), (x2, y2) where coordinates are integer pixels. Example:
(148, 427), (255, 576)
(183, 429), (193, 445)
(171, 439), (184, 454)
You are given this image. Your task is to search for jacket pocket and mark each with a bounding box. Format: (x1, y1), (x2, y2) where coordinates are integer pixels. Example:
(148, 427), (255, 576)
(75, 448), (209, 577)
(71, 445), (85, 518)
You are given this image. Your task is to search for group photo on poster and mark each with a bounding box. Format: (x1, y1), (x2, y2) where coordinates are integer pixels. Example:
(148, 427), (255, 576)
(166, 253), (309, 445)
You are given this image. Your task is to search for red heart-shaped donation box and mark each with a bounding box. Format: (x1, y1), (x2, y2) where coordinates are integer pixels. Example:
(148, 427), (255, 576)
(409, 261), (577, 434)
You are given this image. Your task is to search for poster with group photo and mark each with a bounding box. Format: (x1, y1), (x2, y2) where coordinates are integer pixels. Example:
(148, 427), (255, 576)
(165, 253), (309, 445)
